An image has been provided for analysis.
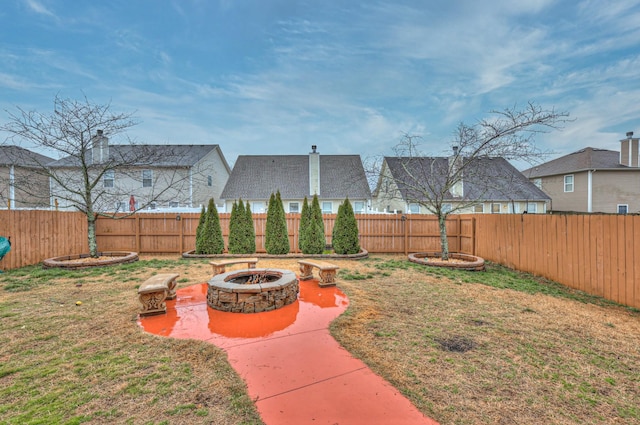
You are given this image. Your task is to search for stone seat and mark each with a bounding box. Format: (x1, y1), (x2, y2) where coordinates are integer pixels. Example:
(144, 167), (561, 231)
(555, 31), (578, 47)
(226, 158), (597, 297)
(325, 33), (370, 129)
(209, 258), (258, 275)
(137, 273), (180, 316)
(297, 260), (339, 287)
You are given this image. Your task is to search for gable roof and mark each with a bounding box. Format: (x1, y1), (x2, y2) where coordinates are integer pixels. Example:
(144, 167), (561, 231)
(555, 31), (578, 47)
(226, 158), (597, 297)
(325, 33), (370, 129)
(0, 145), (54, 168)
(220, 155), (371, 200)
(522, 147), (625, 178)
(382, 156), (550, 201)
(48, 144), (229, 170)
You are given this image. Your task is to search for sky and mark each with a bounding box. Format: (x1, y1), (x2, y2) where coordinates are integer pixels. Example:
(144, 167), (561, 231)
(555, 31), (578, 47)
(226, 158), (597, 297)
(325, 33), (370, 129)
(1, 0), (640, 169)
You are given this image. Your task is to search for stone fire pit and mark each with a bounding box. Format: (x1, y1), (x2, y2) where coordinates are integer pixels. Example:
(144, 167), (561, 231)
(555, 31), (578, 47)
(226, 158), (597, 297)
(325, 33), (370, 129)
(207, 268), (299, 313)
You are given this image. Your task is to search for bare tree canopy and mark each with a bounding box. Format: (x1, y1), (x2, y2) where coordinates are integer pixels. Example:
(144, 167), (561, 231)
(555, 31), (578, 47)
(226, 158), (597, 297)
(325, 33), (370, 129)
(374, 103), (570, 260)
(0, 95), (198, 257)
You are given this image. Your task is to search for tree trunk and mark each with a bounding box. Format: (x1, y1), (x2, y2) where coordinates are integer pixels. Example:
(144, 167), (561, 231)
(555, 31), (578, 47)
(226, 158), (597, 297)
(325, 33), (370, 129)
(438, 214), (449, 260)
(87, 215), (98, 258)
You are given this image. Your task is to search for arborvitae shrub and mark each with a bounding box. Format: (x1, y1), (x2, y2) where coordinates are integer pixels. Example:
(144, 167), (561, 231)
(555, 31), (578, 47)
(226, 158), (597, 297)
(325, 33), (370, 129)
(302, 194), (325, 254)
(199, 198), (224, 254)
(298, 197), (310, 252)
(195, 205), (206, 254)
(244, 200), (256, 253)
(332, 198), (360, 254)
(228, 200), (243, 254)
(265, 190), (289, 254)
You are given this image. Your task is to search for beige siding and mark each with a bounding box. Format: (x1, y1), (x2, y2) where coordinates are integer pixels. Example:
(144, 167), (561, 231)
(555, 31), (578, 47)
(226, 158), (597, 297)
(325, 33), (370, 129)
(591, 170), (640, 213)
(0, 165), (50, 208)
(191, 148), (230, 208)
(540, 172), (588, 212)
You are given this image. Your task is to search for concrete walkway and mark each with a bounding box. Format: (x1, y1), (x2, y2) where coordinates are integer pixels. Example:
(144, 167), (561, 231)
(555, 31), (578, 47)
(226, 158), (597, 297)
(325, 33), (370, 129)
(139, 279), (439, 425)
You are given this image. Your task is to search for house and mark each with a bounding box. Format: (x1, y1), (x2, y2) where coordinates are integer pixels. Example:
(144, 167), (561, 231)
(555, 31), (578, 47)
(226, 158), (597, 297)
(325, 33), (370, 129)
(522, 131), (640, 213)
(0, 145), (53, 209)
(374, 155), (550, 214)
(48, 130), (231, 211)
(220, 146), (371, 214)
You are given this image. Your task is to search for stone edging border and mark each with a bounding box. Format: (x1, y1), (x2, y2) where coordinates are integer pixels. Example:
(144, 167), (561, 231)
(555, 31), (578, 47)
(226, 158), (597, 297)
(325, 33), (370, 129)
(182, 248), (369, 260)
(42, 251), (139, 269)
(408, 252), (485, 271)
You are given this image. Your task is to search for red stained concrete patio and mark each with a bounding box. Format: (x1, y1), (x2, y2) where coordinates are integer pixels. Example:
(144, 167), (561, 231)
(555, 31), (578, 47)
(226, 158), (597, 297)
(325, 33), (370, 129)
(139, 279), (439, 425)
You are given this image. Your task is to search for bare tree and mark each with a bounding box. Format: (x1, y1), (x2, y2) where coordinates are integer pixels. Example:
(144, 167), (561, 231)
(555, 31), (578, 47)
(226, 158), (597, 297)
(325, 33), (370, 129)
(374, 103), (569, 260)
(1, 95), (197, 257)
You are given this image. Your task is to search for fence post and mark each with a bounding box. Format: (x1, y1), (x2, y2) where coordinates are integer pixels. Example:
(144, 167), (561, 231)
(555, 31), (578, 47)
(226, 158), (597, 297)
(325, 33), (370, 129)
(403, 214), (408, 255)
(472, 217), (476, 256)
(135, 215), (140, 253)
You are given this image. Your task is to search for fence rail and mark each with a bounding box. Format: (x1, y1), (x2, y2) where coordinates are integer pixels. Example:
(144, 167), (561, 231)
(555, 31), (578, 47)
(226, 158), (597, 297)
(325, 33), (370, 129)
(1, 210), (638, 309)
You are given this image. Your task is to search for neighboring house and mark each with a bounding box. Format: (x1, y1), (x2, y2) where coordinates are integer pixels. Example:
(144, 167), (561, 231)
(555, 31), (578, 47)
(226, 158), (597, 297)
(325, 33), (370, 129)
(0, 145), (53, 208)
(374, 155), (550, 214)
(522, 131), (640, 213)
(48, 131), (231, 211)
(220, 145), (371, 214)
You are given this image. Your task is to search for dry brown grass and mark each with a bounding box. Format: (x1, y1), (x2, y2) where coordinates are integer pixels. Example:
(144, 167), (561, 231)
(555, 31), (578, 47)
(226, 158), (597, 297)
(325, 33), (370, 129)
(1, 254), (639, 425)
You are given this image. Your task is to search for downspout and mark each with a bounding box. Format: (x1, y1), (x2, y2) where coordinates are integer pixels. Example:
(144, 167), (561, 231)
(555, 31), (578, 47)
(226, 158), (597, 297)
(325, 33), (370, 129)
(9, 165), (15, 208)
(189, 168), (193, 207)
(587, 170), (595, 213)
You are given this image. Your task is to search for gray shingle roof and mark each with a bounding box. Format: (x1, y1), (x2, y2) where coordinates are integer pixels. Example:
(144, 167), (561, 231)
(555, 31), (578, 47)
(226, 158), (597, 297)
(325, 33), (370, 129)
(220, 155), (371, 200)
(0, 145), (54, 167)
(522, 148), (624, 178)
(48, 144), (224, 168)
(384, 156), (550, 201)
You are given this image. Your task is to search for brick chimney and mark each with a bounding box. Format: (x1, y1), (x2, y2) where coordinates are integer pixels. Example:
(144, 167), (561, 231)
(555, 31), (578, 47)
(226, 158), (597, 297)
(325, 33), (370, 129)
(309, 145), (320, 195)
(620, 131), (639, 167)
(92, 129), (109, 164)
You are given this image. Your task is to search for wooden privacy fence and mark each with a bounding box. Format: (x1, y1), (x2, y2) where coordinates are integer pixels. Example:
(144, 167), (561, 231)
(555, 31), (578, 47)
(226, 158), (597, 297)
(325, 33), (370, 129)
(0, 210), (88, 270)
(474, 214), (640, 309)
(93, 213), (474, 256)
(2, 210), (638, 309)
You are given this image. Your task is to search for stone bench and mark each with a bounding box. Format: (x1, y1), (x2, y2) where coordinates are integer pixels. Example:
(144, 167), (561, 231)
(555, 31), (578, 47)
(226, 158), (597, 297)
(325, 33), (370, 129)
(210, 258), (258, 276)
(138, 273), (180, 316)
(298, 260), (339, 287)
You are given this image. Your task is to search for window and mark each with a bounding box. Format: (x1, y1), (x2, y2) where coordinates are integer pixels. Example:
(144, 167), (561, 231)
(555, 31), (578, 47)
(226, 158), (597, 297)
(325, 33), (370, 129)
(408, 203), (420, 214)
(508, 203), (520, 214)
(473, 204), (484, 213)
(142, 170), (152, 188)
(169, 201), (179, 208)
(115, 201), (126, 211)
(564, 175), (574, 192)
(103, 170), (114, 188)
(207, 175), (212, 186)
(149, 202), (157, 210)
(533, 178), (542, 189)
(322, 202), (332, 214)
(618, 204), (628, 214)
(527, 202), (538, 213)
(491, 203), (501, 213)
(442, 203), (452, 213)
(289, 202), (299, 213)
(252, 202), (265, 213)
(354, 201), (365, 213)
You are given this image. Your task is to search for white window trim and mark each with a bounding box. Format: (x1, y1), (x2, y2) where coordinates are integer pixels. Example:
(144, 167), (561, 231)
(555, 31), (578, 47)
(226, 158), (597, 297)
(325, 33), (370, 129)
(491, 203), (502, 214)
(289, 202), (300, 213)
(142, 169), (153, 188)
(354, 201), (365, 214)
(564, 174), (574, 193)
(408, 203), (420, 214)
(103, 170), (114, 188)
(527, 202), (537, 213)
(321, 201), (333, 214)
(618, 204), (629, 214)
(473, 203), (484, 213)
